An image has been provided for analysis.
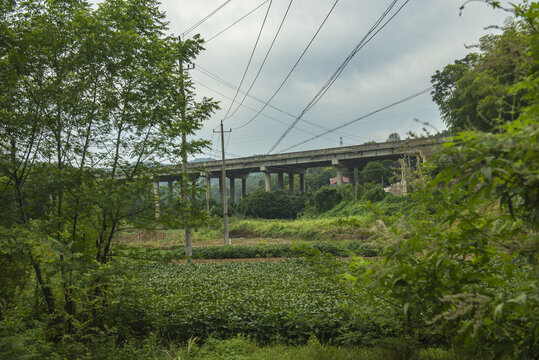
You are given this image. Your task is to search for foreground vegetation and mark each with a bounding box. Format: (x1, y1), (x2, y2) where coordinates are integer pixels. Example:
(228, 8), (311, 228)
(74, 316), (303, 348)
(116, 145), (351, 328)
(1, 0), (537, 359)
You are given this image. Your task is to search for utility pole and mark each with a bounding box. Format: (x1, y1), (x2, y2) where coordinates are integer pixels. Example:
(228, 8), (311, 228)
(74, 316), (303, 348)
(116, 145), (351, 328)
(179, 37), (195, 263)
(214, 121), (231, 245)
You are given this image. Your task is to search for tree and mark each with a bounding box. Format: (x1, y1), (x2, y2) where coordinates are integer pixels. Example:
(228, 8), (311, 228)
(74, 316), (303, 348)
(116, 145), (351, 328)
(305, 167), (336, 191)
(0, 0), (218, 336)
(348, 2), (538, 357)
(236, 190), (307, 219)
(312, 187), (342, 213)
(386, 133), (401, 142)
(431, 21), (533, 132)
(361, 160), (397, 186)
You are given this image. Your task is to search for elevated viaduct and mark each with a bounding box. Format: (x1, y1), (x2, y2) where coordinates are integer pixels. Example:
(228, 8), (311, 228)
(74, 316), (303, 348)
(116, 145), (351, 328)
(155, 137), (443, 204)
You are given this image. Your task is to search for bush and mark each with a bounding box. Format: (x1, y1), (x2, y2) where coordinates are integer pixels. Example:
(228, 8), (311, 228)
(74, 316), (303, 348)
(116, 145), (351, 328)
(209, 204), (234, 217)
(118, 241), (378, 261)
(362, 186), (386, 203)
(312, 187), (343, 213)
(237, 190), (308, 219)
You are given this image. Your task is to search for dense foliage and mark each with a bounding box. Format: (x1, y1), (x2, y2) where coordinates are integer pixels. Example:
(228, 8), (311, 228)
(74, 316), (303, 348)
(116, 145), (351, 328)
(236, 190), (308, 219)
(0, 0), (218, 349)
(102, 260), (426, 347)
(312, 187), (343, 213)
(361, 160), (398, 185)
(431, 15), (533, 132)
(118, 241), (378, 261)
(0, 1), (537, 358)
(348, 3), (539, 358)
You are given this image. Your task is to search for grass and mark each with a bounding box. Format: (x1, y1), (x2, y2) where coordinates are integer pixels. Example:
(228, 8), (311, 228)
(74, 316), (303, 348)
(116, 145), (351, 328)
(159, 337), (456, 360)
(119, 215), (375, 250)
(64, 336), (456, 360)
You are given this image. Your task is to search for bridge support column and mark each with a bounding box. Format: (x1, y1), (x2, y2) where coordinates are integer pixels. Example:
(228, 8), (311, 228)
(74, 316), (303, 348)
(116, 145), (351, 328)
(419, 149), (429, 163)
(264, 172), (271, 192)
(349, 167), (356, 197)
(399, 158), (408, 195)
(242, 177), (247, 198)
(299, 173), (305, 193)
(219, 176), (224, 203)
(278, 173), (284, 190)
(288, 173), (295, 193)
(205, 174), (211, 211)
(229, 177), (236, 205)
(167, 179), (173, 199)
(153, 180), (160, 217)
(336, 167), (343, 186)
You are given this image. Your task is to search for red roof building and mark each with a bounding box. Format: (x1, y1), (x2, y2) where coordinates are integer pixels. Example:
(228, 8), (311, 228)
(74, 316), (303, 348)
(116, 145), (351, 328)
(329, 176), (349, 186)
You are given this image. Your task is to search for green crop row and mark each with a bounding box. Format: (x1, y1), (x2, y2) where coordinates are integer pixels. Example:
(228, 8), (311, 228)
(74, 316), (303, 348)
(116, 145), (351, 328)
(117, 241), (378, 261)
(105, 260), (442, 346)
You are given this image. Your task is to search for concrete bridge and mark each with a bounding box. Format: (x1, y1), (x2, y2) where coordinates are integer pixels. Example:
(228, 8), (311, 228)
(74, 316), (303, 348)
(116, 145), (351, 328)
(155, 136), (443, 205)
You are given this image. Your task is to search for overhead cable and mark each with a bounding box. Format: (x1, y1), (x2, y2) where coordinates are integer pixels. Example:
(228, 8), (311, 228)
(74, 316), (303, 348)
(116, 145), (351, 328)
(194, 79), (364, 144)
(194, 72), (370, 142)
(223, 0), (294, 121)
(206, 0), (270, 43)
(279, 86), (434, 153)
(181, 0), (233, 37)
(268, 0), (410, 154)
(230, 0), (340, 130)
(221, 0), (273, 121)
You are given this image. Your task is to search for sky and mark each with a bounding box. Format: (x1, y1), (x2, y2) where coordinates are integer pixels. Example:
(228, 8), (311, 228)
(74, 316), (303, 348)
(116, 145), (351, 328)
(96, 0), (514, 159)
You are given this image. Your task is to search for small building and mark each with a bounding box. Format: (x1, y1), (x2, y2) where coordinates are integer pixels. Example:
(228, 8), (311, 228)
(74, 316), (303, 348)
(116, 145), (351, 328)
(329, 176), (349, 186)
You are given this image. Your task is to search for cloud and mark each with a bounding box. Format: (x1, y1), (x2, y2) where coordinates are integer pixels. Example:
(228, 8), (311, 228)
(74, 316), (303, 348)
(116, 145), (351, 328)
(91, 0), (514, 157)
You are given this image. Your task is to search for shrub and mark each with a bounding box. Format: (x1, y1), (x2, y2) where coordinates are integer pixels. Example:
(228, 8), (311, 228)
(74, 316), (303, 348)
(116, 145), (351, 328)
(237, 190), (308, 219)
(312, 187), (343, 213)
(118, 241), (378, 261)
(362, 186), (386, 203)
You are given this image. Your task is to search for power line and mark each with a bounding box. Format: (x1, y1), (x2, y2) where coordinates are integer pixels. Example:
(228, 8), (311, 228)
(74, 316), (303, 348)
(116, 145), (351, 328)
(279, 86), (434, 153)
(224, 0), (294, 121)
(299, 0), (405, 116)
(198, 65), (303, 120)
(225, 129), (232, 152)
(194, 79), (368, 144)
(202, 147), (243, 159)
(195, 66), (373, 142)
(230, 0), (340, 130)
(194, 77), (372, 143)
(268, 0), (410, 154)
(221, 0), (273, 121)
(181, 0), (233, 38)
(206, 0), (270, 43)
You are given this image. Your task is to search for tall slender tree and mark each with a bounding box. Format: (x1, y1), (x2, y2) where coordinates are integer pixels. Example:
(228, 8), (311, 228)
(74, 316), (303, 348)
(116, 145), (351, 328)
(0, 0), (218, 333)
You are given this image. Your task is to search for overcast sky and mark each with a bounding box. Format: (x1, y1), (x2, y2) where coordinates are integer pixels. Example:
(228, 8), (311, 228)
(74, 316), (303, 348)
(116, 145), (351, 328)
(99, 0), (514, 159)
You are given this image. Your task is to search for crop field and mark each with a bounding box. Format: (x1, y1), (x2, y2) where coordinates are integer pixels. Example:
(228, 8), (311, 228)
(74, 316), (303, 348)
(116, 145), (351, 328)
(107, 259), (408, 346)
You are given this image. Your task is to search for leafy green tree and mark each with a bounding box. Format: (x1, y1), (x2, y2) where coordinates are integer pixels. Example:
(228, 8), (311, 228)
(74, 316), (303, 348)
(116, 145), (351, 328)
(361, 160), (397, 185)
(431, 20), (532, 132)
(386, 132), (401, 142)
(312, 186), (343, 213)
(305, 167), (337, 191)
(237, 190), (307, 219)
(348, 3), (538, 357)
(361, 185), (386, 202)
(0, 0), (218, 337)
